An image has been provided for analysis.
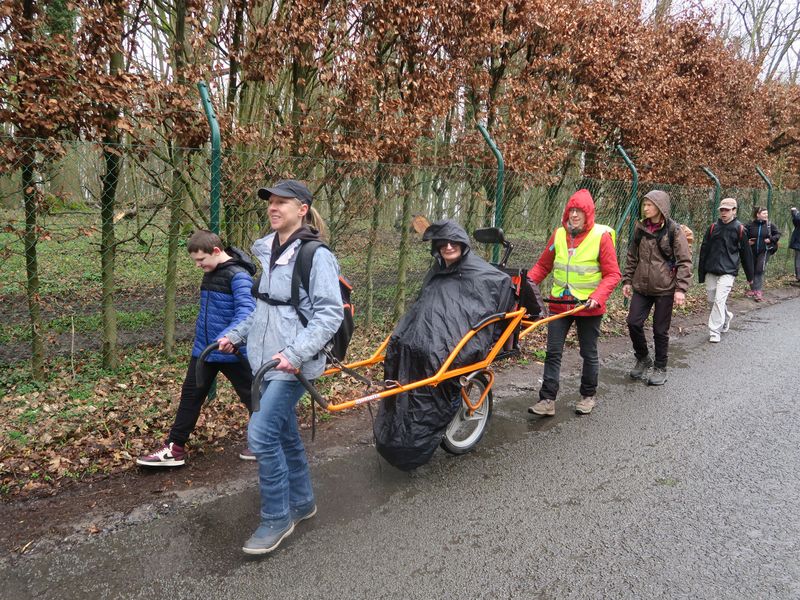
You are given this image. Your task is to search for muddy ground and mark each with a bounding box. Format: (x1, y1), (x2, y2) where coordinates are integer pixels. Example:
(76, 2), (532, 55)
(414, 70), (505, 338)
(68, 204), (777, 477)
(2, 284), (799, 559)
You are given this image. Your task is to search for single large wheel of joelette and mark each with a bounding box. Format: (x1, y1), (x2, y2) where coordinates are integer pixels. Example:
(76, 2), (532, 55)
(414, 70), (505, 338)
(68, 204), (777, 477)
(441, 373), (493, 455)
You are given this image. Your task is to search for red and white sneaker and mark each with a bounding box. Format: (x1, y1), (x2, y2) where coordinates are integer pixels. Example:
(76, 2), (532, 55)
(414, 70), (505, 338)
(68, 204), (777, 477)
(238, 447), (257, 461)
(136, 442), (186, 467)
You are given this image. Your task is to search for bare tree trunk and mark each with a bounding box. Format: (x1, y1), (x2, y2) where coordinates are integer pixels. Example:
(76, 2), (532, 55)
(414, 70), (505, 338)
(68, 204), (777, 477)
(652, 0), (671, 25)
(163, 143), (185, 357)
(223, 0), (245, 245)
(19, 0), (44, 379)
(365, 165), (385, 327)
(100, 142), (121, 369)
(22, 150), (44, 380)
(163, 0), (188, 357)
(100, 6), (125, 370)
(392, 171), (413, 320)
(464, 177), (479, 234)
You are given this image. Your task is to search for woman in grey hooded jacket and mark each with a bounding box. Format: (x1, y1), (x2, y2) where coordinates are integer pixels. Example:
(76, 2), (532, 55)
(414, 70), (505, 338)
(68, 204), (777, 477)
(621, 190), (692, 386)
(219, 180), (343, 555)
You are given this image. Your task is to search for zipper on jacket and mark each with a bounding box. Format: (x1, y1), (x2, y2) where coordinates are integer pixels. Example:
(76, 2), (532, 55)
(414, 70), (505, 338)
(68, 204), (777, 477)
(566, 230), (574, 296)
(203, 289), (209, 351)
(757, 222), (763, 253)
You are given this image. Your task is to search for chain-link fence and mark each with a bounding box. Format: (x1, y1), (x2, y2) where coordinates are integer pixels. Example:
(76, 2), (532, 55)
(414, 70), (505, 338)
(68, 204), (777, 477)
(1, 136), (798, 371)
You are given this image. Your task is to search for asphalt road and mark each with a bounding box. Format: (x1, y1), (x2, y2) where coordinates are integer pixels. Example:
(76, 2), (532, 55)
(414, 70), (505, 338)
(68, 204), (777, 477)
(3, 297), (800, 599)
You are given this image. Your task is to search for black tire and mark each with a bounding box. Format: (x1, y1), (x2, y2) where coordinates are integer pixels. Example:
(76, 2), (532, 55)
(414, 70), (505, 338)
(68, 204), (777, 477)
(441, 373), (493, 455)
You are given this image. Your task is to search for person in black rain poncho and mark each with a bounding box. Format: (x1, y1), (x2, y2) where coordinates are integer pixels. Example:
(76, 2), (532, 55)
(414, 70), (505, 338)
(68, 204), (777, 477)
(374, 220), (515, 470)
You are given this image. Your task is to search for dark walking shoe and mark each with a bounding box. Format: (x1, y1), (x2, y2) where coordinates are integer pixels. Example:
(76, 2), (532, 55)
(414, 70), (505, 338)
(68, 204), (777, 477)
(629, 356), (653, 380)
(291, 503), (317, 524)
(647, 367), (667, 386)
(242, 521), (295, 555)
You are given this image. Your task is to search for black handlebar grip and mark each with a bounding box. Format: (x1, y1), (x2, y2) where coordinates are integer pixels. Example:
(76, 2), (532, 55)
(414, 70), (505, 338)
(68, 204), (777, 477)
(196, 342), (249, 391)
(196, 342), (221, 390)
(250, 359), (281, 412)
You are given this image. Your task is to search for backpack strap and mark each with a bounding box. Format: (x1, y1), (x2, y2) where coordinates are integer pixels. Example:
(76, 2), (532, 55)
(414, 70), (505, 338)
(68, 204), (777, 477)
(290, 240), (327, 328)
(634, 219), (675, 264)
(250, 240), (328, 315)
(251, 272), (285, 305)
(708, 222), (744, 241)
(657, 219), (676, 264)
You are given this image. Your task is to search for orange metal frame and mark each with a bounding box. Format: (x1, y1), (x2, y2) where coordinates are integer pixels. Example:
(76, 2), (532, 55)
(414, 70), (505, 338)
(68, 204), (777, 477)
(319, 305), (586, 413)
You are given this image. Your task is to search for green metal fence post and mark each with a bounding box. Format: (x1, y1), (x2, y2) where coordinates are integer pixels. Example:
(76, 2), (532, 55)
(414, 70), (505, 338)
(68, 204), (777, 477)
(197, 82), (221, 235)
(700, 167), (720, 221)
(614, 144), (639, 238)
(615, 144), (639, 308)
(197, 82), (221, 400)
(476, 123), (504, 262)
(755, 166), (772, 214)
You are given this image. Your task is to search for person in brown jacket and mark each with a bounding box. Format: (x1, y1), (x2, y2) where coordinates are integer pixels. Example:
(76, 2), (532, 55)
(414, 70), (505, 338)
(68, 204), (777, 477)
(621, 190), (692, 386)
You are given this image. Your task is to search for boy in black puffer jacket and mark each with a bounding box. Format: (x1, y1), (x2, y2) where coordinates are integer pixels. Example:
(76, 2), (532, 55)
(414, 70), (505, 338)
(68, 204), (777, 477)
(137, 230), (256, 467)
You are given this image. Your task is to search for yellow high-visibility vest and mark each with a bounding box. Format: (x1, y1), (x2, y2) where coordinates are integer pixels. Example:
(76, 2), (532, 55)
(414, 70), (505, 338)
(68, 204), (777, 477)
(551, 224), (615, 300)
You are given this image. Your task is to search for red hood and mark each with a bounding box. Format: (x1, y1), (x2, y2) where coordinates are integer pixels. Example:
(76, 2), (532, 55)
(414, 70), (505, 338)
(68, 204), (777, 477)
(561, 189), (596, 231)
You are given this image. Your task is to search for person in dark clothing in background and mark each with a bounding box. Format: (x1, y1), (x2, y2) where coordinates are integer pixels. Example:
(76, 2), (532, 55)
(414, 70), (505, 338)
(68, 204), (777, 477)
(622, 190), (692, 386)
(789, 207), (800, 284)
(745, 206), (781, 302)
(698, 198), (754, 343)
(137, 230), (256, 467)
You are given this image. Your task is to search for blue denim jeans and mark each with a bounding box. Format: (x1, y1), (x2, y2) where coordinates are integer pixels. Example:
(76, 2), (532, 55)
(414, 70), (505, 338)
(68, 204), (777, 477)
(248, 378), (315, 526)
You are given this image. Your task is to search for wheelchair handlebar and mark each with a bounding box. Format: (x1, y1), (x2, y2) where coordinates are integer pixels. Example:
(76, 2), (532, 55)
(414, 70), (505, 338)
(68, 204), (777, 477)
(196, 341), (248, 392)
(250, 359), (329, 412)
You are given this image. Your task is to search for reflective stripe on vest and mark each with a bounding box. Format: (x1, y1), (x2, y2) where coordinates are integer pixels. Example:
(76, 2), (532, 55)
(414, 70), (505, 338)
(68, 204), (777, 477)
(552, 224), (615, 300)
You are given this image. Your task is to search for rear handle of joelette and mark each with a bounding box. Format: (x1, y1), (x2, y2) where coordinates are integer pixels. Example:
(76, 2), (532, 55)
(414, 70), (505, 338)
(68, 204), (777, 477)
(196, 341), (248, 391)
(249, 360), (330, 412)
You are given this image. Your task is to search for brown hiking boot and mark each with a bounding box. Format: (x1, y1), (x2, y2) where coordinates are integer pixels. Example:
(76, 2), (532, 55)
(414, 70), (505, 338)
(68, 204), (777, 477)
(575, 396), (596, 415)
(528, 399), (555, 416)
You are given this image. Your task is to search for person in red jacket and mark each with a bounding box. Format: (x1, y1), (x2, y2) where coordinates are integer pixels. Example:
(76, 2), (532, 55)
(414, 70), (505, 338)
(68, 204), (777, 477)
(527, 189), (621, 416)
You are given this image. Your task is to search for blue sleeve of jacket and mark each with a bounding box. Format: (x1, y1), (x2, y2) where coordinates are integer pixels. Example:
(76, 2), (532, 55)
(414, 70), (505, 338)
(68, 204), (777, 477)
(218, 271), (256, 339)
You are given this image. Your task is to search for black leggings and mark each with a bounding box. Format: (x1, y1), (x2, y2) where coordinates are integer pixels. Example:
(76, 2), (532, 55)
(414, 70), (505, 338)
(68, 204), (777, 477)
(626, 291), (674, 368)
(169, 356), (253, 445)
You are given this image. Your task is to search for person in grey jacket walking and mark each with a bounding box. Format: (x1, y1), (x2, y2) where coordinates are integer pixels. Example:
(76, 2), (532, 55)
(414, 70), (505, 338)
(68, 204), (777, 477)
(622, 190), (692, 386)
(219, 180), (343, 555)
(698, 197), (754, 343)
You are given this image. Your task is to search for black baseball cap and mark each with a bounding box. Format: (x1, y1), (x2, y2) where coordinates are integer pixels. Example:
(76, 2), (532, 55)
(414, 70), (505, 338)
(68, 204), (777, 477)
(257, 180), (313, 206)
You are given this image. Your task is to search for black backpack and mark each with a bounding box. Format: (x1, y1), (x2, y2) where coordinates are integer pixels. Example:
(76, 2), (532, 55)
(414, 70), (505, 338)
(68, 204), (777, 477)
(252, 240), (355, 363)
